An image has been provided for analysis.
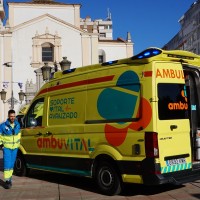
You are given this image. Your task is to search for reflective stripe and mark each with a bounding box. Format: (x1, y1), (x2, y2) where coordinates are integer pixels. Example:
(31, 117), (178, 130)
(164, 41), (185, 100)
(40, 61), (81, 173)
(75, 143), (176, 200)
(161, 162), (192, 173)
(2, 133), (21, 149)
(4, 169), (13, 181)
(0, 119), (21, 149)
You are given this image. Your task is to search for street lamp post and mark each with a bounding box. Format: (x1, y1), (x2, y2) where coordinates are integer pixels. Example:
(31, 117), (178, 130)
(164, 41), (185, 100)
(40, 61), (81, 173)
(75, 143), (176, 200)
(0, 89), (6, 101)
(18, 90), (25, 102)
(4, 62), (14, 109)
(0, 83), (25, 108)
(40, 57), (71, 82)
(0, 62), (25, 109)
(41, 62), (52, 81)
(11, 90), (14, 109)
(59, 57), (71, 71)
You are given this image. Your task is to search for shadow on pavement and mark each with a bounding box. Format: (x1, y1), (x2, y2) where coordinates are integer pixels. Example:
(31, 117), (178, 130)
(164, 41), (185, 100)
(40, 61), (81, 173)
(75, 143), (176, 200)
(28, 170), (99, 193)
(121, 183), (183, 196)
(191, 181), (200, 199)
(0, 179), (5, 188)
(27, 169), (183, 196)
(192, 194), (200, 199)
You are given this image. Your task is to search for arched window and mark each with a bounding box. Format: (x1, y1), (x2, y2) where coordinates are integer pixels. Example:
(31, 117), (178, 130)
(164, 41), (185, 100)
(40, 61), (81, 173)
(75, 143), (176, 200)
(42, 43), (54, 62)
(31, 31), (61, 68)
(98, 49), (106, 63)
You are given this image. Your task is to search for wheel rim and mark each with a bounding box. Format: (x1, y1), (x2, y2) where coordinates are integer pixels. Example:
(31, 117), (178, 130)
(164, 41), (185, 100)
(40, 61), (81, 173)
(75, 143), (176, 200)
(100, 167), (114, 187)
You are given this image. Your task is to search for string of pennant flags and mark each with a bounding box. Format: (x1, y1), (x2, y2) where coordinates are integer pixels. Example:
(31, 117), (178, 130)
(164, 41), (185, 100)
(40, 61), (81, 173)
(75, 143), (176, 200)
(2, 81), (23, 89)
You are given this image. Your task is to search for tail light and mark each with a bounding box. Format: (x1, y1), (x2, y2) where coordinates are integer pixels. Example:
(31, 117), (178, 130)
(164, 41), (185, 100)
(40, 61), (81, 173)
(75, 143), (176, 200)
(145, 132), (159, 158)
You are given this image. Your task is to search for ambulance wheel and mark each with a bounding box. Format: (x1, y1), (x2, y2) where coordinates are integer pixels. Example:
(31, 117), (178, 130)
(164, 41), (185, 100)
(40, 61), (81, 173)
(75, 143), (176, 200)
(14, 152), (27, 176)
(95, 161), (122, 195)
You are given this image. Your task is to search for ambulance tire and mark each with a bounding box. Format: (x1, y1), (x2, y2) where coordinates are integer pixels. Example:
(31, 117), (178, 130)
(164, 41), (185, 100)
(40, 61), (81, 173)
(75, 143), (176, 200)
(95, 161), (122, 195)
(14, 152), (28, 176)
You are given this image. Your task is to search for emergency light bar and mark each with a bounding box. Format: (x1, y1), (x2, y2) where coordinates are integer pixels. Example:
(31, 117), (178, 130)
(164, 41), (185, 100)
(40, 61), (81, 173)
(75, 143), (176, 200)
(132, 48), (162, 60)
(101, 60), (118, 66)
(62, 68), (76, 74)
(101, 48), (162, 67)
(167, 54), (194, 60)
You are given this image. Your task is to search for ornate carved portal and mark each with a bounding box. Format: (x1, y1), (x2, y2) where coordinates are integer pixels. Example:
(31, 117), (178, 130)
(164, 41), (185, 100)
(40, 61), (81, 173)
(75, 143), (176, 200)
(31, 27), (62, 68)
(26, 28), (62, 102)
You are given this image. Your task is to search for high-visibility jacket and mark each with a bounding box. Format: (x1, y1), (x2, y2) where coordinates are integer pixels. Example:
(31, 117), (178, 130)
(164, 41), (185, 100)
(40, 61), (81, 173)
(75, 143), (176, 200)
(0, 119), (21, 149)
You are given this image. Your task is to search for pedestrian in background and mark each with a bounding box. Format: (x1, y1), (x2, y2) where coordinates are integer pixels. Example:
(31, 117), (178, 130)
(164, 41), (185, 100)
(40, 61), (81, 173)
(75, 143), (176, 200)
(0, 110), (21, 189)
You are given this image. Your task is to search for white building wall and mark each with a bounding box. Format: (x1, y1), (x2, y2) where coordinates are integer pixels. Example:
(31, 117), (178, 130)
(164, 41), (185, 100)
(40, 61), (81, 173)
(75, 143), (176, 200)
(0, 35), (4, 122)
(99, 43), (132, 61)
(9, 4), (78, 27)
(12, 18), (83, 69)
(10, 18), (83, 113)
(0, 33), (14, 120)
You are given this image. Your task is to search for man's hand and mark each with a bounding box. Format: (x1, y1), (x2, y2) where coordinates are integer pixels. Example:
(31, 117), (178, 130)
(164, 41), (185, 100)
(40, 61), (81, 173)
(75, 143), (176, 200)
(0, 144), (4, 150)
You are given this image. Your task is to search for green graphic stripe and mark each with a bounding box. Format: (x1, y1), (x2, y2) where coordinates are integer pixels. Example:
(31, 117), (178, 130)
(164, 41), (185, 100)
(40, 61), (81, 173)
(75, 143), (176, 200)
(88, 147), (94, 151)
(27, 164), (91, 176)
(161, 163), (191, 173)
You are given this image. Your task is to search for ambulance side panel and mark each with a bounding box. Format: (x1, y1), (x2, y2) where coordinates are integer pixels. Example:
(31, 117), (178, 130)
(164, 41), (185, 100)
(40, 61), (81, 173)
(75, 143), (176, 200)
(17, 48), (200, 190)
(20, 64), (154, 180)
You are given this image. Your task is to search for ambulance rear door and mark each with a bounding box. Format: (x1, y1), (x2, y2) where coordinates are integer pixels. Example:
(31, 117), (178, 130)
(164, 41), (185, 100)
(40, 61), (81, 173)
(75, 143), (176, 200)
(155, 62), (191, 174)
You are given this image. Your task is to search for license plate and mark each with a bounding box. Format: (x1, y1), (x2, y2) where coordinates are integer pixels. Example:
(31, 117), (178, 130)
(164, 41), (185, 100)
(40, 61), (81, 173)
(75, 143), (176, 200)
(166, 158), (186, 166)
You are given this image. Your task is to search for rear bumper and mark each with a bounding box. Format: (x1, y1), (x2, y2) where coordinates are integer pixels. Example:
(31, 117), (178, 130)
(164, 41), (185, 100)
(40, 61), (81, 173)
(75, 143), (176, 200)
(141, 158), (200, 185)
(143, 168), (200, 185)
(118, 158), (200, 185)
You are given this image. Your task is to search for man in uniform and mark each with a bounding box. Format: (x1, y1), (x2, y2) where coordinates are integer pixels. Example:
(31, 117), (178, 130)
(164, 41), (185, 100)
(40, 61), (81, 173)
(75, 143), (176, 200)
(0, 110), (21, 189)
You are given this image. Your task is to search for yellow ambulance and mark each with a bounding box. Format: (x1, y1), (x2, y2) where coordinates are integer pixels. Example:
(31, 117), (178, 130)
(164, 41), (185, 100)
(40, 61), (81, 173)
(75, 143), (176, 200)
(14, 47), (200, 195)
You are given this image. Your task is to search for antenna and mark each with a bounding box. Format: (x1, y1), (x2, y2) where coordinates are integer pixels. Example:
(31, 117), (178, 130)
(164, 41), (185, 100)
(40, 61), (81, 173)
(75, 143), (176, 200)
(107, 8), (112, 21)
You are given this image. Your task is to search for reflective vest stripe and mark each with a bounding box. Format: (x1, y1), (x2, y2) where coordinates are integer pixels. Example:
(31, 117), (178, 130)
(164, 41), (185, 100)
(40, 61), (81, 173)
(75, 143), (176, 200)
(1, 133), (21, 149)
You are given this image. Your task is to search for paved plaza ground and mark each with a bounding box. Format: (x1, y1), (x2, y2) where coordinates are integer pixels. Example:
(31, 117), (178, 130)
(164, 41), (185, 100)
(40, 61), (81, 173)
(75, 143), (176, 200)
(1, 151), (200, 200)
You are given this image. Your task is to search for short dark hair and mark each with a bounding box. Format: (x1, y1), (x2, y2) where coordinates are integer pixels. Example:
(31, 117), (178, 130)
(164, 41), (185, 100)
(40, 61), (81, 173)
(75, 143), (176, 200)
(8, 109), (15, 115)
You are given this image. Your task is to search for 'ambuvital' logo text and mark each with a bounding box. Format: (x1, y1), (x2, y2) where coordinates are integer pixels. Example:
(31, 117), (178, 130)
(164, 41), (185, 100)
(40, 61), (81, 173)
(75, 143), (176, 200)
(168, 89), (188, 110)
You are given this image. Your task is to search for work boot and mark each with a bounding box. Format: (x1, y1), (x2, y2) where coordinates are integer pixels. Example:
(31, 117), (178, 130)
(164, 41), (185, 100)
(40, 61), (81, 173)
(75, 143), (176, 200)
(4, 180), (12, 189)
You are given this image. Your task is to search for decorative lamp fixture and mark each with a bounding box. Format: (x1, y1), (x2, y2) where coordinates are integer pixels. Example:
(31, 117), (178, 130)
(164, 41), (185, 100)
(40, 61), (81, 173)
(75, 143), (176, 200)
(18, 90), (25, 102)
(41, 62), (52, 81)
(59, 57), (71, 71)
(0, 89), (7, 101)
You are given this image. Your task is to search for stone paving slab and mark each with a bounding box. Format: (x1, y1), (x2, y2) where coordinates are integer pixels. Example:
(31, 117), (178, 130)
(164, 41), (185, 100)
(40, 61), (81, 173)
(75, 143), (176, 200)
(1, 150), (200, 200)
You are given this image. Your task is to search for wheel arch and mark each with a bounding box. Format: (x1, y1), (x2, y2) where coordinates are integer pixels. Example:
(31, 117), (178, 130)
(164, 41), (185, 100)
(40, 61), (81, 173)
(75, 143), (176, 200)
(18, 144), (27, 155)
(14, 146), (29, 176)
(91, 144), (123, 178)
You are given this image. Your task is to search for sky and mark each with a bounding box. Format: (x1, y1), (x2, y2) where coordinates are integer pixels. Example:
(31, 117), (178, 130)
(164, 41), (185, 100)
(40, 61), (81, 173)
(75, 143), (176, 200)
(5, 0), (196, 54)
(68, 0), (195, 54)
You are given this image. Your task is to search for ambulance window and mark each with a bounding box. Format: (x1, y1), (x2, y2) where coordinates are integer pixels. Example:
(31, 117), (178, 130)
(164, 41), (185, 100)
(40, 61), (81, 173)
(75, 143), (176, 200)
(158, 83), (189, 120)
(25, 98), (44, 127)
(16, 114), (24, 128)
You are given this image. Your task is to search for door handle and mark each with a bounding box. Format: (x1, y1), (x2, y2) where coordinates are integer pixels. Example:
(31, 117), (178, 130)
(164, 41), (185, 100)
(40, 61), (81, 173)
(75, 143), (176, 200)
(36, 132), (42, 137)
(170, 125), (178, 131)
(45, 131), (52, 136)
